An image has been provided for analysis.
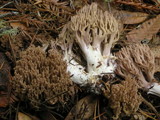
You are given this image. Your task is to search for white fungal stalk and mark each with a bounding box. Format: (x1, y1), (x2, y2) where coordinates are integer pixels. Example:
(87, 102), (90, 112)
(63, 42), (116, 87)
(148, 83), (160, 97)
(63, 44), (90, 86)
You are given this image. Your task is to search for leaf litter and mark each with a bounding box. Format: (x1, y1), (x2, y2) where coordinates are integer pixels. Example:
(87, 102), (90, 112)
(0, 0), (160, 120)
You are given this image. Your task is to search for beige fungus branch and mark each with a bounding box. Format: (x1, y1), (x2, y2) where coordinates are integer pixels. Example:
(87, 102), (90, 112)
(116, 44), (160, 97)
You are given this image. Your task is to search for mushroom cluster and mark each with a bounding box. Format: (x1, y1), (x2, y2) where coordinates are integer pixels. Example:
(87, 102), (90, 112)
(58, 3), (119, 92)
(116, 44), (160, 97)
(103, 75), (142, 119)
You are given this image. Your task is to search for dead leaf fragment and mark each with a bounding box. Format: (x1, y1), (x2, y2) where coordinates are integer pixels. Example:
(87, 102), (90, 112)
(10, 22), (27, 30)
(113, 10), (149, 24)
(0, 94), (17, 107)
(126, 14), (160, 43)
(65, 95), (98, 120)
(0, 95), (9, 107)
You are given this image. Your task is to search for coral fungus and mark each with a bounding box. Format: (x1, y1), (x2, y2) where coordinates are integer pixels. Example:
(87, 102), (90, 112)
(58, 3), (119, 92)
(150, 45), (160, 72)
(116, 44), (160, 97)
(103, 76), (142, 119)
(12, 45), (76, 108)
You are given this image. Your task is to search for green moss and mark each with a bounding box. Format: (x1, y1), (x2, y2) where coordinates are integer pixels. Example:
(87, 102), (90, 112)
(104, 0), (113, 2)
(0, 20), (6, 28)
(0, 20), (18, 37)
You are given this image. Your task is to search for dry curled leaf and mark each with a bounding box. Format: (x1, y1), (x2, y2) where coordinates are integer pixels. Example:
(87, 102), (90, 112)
(113, 10), (149, 24)
(126, 14), (160, 43)
(65, 95), (98, 120)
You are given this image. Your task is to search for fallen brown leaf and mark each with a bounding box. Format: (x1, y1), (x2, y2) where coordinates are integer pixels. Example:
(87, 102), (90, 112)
(65, 95), (98, 120)
(10, 22), (27, 30)
(113, 10), (149, 24)
(126, 14), (160, 43)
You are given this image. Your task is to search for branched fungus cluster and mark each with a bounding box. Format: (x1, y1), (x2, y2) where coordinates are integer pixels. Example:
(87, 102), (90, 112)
(12, 45), (76, 108)
(59, 3), (119, 91)
(150, 45), (160, 72)
(103, 76), (142, 119)
(116, 44), (160, 97)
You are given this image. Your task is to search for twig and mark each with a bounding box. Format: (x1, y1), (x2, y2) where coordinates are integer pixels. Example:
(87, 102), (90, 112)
(0, 1), (13, 9)
(142, 96), (160, 118)
(8, 35), (16, 66)
(15, 103), (20, 120)
(0, 12), (19, 19)
(94, 112), (106, 119)
(139, 109), (158, 120)
(94, 98), (98, 119)
(0, 62), (4, 70)
(42, 91), (67, 104)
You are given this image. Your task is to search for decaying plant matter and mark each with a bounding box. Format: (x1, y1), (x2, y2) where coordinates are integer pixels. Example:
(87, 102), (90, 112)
(12, 45), (76, 108)
(114, 0), (160, 12)
(0, 28), (55, 63)
(103, 75), (142, 119)
(0, 52), (17, 107)
(59, 3), (119, 92)
(126, 14), (160, 43)
(32, 0), (73, 18)
(112, 10), (149, 24)
(0, 0), (160, 119)
(65, 95), (98, 120)
(116, 44), (160, 97)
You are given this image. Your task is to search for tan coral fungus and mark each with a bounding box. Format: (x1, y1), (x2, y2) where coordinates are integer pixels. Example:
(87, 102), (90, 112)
(59, 3), (119, 92)
(12, 45), (75, 108)
(116, 44), (160, 97)
(150, 45), (160, 72)
(104, 76), (142, 119)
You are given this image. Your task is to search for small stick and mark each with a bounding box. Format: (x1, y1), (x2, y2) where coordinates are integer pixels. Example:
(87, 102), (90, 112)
(0, 12), (19, 19)
(8, 35), (16, 66)
(142, 96), (160, 119)
(0, 1), (13, 9)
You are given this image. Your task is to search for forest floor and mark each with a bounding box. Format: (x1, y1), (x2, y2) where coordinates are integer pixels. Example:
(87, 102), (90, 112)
(0, 0), (160, 120)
